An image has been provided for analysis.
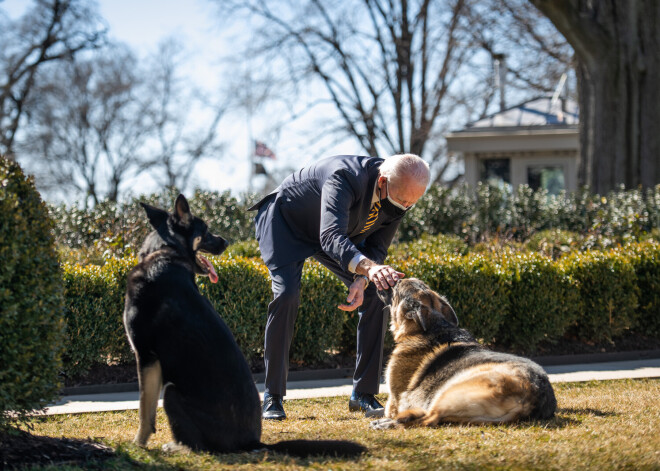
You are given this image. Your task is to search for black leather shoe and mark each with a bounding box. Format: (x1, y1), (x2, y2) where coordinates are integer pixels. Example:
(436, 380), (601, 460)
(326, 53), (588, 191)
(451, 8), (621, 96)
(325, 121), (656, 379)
(349, 392), (384, 418)
(262, 393), (286, 420)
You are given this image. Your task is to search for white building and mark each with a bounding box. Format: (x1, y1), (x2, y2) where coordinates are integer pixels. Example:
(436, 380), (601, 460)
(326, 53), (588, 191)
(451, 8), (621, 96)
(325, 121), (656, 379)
(445, 97), (579, 194)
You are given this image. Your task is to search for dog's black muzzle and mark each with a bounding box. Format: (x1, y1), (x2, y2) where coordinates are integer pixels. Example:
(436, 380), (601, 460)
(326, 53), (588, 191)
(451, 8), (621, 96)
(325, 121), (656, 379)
(200, 233), (229, 256)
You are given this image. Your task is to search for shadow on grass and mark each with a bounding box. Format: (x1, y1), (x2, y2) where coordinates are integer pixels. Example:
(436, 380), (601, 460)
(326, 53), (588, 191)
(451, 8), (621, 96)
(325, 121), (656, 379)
(557, 407), (617, 418)
(0, 428), (148, 470)
(505, 407), (617, 430)
(136, 444), (368, 468)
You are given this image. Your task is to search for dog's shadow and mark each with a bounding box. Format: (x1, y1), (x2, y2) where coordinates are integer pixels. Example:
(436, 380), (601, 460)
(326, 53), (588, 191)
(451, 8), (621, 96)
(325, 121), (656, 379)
(506, 407), (617, 429)
(141, 446), (365, 466)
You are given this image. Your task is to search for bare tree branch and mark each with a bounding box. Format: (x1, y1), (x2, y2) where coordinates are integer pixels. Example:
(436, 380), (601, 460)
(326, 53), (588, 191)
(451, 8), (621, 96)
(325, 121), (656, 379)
(0, 0), (106, 158)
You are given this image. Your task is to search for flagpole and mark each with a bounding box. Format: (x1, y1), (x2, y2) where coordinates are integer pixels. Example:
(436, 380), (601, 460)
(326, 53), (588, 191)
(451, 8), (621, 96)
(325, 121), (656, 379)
(246, 67), (254, 194)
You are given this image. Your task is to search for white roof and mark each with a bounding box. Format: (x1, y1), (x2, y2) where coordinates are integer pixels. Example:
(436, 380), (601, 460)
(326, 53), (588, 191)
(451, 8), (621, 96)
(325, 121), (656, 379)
(465, 96), (578, 130)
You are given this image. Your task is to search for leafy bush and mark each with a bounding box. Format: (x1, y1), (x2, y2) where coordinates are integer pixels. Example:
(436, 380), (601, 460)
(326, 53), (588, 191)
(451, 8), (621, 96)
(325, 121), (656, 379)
(398, 183), (660, 244)
(624, 242), (660, 336)
(562, 250), (639, 342)
(49, 184), (660, 265)
(389, 233), (469, 260)
(55, 241), (660, 380)
(62, 254), (348, 373)
(498, 252), (580, 352)
(403, 254), (509, 343)
(49, 188), (258, 260)
(200, 257), (346, 366)
(525, 229), (583, 259)
(397, 184), (474, 241)
(224, 239), (261, 258)
(0, 159), (65, 427)
(61, 258), (134, 377)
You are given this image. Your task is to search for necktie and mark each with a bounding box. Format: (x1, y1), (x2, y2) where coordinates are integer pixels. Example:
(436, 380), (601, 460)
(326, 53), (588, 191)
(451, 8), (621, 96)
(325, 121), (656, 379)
(360, 201), (381, 234)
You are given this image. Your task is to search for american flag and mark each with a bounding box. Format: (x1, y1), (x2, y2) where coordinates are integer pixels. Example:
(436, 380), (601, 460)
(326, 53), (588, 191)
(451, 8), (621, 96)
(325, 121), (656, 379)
(254, 140), (276, 159)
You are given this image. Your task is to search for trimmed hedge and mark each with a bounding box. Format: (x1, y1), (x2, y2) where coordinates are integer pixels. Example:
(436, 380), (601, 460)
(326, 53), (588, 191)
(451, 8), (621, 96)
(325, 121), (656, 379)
(61, 258), (134, 377)
(399, 183), (660, 243)
(403, 254), (509, 343)
(58, 241), (660, 377)
(498, 252), (580, 351)
(199, 256), (346, 366)
(60, 255), (347, 375)
(624, 243), (660, 336)
(562, 250), (639, 342)
(0, 159), (65, 428)
(49, 184), (660, 262)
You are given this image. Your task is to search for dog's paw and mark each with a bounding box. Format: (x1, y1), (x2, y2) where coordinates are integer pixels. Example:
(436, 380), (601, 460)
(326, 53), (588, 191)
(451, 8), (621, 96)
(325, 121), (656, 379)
(162, 441), (190, 454)
(370, 418), (398, 430)
(133, 435), (148, 448)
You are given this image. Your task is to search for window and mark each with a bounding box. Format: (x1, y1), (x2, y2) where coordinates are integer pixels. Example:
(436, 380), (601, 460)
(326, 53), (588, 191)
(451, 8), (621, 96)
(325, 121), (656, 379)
(480, 158), (511, 189)
(527, 166), (565, 195)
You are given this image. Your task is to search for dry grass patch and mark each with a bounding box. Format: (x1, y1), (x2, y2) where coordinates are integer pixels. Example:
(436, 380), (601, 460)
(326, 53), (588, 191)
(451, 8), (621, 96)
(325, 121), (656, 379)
(15, 378), (660, 470)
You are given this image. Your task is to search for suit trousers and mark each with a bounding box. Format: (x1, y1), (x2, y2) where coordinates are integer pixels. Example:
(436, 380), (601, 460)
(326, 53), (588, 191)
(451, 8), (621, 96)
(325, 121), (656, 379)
(264, 251), (389, 397)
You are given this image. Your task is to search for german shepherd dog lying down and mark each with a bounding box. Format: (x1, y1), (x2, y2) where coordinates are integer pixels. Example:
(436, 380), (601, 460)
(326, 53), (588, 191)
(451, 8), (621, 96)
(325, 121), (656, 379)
(123, 195), (365, 457)
(372, 278), (556, 430)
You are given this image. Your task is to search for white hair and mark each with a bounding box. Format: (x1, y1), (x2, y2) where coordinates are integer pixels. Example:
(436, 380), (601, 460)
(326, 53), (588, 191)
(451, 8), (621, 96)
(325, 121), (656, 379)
(379, 153), (430, 187)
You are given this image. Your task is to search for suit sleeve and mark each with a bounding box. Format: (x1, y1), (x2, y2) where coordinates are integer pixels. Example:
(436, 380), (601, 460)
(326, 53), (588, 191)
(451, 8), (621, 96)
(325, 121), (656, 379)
(360, 217), (403, 265)
(319, 170), (364, 272)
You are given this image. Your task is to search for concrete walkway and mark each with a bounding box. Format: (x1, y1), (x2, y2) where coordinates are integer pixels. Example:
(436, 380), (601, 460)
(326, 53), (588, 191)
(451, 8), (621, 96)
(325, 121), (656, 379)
(42, 358), (660, 416)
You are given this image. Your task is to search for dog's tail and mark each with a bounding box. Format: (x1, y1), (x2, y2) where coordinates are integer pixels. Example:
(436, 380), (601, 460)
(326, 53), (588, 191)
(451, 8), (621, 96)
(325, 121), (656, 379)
(262, 439), (366, 457)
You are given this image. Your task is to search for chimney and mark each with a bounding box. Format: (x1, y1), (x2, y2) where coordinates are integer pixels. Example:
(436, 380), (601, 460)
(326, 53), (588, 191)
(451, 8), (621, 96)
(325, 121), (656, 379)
(493, 53), (507, 112)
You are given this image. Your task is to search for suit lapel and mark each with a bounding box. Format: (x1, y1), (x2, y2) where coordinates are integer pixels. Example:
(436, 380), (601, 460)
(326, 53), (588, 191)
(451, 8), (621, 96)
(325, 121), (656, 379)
(349, 162), (382, 238)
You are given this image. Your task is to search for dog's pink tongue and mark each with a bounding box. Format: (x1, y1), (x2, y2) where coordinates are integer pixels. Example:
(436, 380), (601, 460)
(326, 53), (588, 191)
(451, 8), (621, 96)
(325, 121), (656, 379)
(199, 255), (218, 283)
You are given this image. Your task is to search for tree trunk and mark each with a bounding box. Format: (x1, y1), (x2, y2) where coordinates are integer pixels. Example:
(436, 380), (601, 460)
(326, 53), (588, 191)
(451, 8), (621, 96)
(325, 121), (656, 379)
(531, 0), (660, 193)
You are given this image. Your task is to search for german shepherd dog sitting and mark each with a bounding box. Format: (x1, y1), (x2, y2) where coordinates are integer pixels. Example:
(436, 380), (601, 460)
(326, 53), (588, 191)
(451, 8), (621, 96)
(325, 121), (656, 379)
(123, 195), (365, 456)
(372, 278), (556, 430)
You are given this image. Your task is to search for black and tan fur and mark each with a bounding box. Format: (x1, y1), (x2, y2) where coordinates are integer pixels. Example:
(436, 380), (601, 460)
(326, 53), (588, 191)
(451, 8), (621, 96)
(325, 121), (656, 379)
(123, 195), (365, 456)
(372, 278), (556, 429)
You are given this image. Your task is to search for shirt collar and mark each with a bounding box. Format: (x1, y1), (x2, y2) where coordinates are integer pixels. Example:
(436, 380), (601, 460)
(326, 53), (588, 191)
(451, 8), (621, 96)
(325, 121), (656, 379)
(371, 177), (380, 205)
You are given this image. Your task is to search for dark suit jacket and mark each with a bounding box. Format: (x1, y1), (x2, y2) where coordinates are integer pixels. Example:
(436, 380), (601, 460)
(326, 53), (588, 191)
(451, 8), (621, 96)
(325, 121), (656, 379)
(250, 155), (404, 272)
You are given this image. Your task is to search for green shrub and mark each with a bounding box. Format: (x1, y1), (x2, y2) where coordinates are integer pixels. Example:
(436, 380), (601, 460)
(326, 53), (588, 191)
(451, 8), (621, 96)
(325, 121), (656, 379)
(498, 252), (580, 352)
(404, 254), (509, 343)
(49, 188), (258, 259)
(295, 261), (348, 363)
(0, 159), (65, 427)
(55, 240), (660, 379)
(201, 257), (346, 366)
(525, 229), (583, 259)
(62, 254), (347, 373)
(224, 239), (261, 258)
(398, 183), (660, 244)
(624, 242), (660, 336)
(397, 184), (474, 241)
(61, 258), (134, 377)
(389, 233), (469, 260)
(562, 250), (639, 342)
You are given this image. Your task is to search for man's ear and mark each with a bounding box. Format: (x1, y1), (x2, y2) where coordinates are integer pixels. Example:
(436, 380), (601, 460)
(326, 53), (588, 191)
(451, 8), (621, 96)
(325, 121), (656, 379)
(140, 203), (169, 230)
(377, 175), (387, 193)
(173, 194), (191, 226)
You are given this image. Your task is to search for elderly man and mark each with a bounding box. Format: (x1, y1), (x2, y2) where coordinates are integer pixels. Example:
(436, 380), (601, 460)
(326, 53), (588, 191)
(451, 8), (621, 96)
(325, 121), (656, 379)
(249, 153), (430, 420)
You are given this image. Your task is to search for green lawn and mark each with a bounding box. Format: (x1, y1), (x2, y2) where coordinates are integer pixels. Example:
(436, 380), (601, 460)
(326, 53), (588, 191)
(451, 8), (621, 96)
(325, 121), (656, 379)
(18, 378), (660, 470)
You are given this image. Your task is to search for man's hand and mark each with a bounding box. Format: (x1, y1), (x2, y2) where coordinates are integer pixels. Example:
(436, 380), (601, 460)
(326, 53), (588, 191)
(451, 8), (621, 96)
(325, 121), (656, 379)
(356, 258), (405, 291)
(366, 264), (405, 291)
(338, 278), (367, 311)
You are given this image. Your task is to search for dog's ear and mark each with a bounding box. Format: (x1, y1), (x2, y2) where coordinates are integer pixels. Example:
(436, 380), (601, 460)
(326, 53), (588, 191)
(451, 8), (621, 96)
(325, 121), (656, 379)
(433, 294), (459, 326)
(173, 194), (192, 226)
(404, 301), (429, 332)
(140, 202), (169, 230)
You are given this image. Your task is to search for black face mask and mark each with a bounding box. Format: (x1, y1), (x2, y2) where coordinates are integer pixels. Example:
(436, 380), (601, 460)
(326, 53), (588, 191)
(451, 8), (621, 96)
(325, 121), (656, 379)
(379, 180), (410, 218)
(379, 193), (408, 218)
